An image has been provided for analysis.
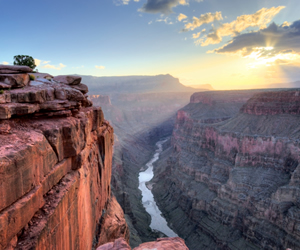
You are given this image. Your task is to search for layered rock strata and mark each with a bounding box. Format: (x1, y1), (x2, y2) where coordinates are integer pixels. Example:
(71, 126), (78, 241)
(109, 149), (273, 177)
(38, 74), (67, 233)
(0, 65), (128, 249)
(153, 89), (300, 250)
(0, 65), (92, 120)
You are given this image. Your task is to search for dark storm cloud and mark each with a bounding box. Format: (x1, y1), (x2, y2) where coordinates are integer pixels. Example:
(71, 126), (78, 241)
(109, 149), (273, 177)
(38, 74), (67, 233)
(214, 20), (300, 56)
(139, 0), (187, 14)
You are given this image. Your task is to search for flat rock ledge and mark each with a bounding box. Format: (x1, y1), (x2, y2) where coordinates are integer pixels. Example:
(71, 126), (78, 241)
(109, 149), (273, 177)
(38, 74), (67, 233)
(0, 65), (91, 120)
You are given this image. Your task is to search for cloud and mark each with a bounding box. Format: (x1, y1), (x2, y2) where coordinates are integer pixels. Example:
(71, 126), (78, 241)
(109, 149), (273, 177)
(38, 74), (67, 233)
(1, 61), (9, 65)
(95, 65), (105, 69)
(42, 63), (66, 70)
(34, 59), (41, 66)
(192, 28), (205, 39)
(193, 32), (201, 38)
(193, 6), (285, 46)
(114, 0), (140, 5)
(213, 20), (300, 55)
(210, 20), (300, 67)
(184, 11), (223, 31)
(178, 13), (187, 22)
(139, 0), (188, 14)
(156, 16), (173, 24)
(35, 59), (66, 70)
(34, 59), (51, 67)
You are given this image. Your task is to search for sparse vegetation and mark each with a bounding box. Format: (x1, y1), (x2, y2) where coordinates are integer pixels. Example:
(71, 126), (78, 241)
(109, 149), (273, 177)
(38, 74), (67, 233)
(13, 55), (36, 69)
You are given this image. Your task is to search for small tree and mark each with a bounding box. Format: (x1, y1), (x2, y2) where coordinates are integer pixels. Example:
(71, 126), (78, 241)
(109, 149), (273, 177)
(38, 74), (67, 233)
(13, 55), (36, 70)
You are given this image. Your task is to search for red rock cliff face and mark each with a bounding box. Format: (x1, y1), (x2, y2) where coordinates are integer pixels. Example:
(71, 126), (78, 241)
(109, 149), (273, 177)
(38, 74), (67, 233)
(0, 66), (129, 250)
(153, 89), (300, 250)
(240, 89), (300, 115)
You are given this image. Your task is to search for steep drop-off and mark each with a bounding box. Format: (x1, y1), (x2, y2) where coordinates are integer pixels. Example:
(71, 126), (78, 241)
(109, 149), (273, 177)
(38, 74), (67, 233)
(153, 89), (300, 250)
(0, 66), (129, 249)
(89, 91), (193, 247)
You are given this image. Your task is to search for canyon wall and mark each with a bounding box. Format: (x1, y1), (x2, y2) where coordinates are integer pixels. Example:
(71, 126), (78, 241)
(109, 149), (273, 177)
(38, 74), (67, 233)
(0, 66), (129, 249)
(89, 92), (193, 247)
(152, 89), (300, 250)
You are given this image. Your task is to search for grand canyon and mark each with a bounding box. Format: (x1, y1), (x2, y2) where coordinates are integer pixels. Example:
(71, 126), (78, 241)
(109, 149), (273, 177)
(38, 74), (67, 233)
(1, 0), (300, 249)
(1, 64), (299, 250)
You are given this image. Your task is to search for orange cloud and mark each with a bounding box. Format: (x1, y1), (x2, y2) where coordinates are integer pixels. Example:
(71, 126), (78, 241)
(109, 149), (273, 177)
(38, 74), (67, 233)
(184, 11), (223, 31)
(178, 13), (187, 22)
(196, 6), (285, 46)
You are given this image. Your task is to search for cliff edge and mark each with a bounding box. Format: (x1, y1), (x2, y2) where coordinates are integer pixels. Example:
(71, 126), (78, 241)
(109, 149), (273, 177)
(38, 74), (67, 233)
(0, 65), (129, 249)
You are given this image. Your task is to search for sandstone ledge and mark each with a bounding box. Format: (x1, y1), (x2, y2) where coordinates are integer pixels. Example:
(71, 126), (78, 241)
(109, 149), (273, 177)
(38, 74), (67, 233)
(0, 66), (91, 119)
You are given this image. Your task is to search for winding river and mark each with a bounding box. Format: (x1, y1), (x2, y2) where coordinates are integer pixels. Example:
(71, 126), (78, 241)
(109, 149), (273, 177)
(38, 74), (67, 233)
(138, 139), (177, 237)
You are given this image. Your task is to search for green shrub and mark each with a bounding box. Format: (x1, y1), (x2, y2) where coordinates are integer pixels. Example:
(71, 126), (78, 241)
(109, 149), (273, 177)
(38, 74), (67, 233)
(29, 74), (35, 80)
(0, 90), (4, 94)
(13, 55), (36, 69)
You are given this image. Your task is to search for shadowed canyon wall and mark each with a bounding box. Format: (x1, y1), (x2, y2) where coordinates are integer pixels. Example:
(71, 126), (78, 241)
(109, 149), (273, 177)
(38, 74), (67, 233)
(152, 89), (300, 250)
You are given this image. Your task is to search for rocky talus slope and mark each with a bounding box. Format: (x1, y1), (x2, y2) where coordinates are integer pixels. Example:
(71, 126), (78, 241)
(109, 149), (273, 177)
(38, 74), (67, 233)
(0, 65), (129, 249)
(152, 90), (300, 250)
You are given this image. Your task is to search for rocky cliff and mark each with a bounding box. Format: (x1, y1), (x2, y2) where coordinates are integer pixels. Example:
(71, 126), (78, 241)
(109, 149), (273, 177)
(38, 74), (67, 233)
(0, 65), (129, 249)
(152, 89), (300, 250)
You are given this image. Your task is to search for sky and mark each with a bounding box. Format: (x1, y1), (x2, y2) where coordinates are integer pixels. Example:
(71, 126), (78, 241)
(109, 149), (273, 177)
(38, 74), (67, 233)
(1, 0), (300, 89)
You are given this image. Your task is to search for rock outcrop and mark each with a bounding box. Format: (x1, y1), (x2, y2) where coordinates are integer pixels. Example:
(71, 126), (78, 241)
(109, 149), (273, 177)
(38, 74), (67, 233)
(96, 237), (188, 250)
(0, 65), (129, 249)
(152, 89), (300, 250)
(0, 65), (92, 120)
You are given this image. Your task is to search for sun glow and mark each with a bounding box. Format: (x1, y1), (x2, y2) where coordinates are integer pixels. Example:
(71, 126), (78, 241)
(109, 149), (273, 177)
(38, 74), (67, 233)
(246, 47), (300, 68)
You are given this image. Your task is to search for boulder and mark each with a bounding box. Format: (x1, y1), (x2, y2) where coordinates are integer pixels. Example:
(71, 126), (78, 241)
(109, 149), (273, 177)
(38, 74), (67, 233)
(134, 237), (189, 250)
(0, 74), (30, 88)
(53, 75), (81, 85)
(96, 237), (189, 250)
(71, 83), (88, 94)
(97, 238), (130, 250)
(0, 64), (33, 74)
